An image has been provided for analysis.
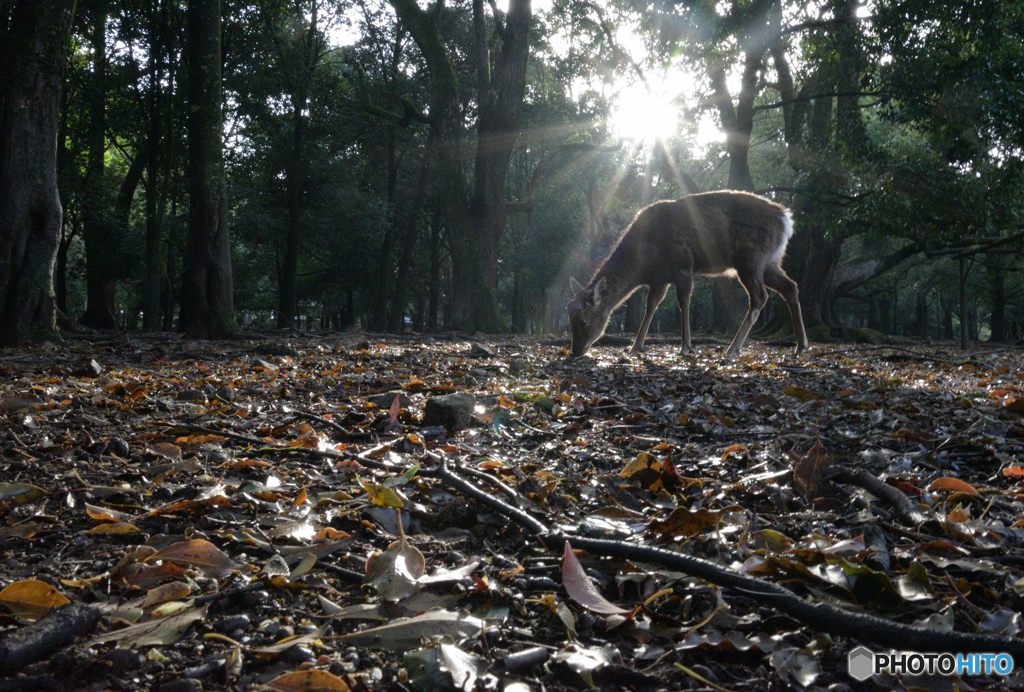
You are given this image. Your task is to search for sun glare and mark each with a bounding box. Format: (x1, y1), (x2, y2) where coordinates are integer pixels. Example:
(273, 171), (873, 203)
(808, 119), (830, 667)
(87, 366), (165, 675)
(612, 84), (679, 142)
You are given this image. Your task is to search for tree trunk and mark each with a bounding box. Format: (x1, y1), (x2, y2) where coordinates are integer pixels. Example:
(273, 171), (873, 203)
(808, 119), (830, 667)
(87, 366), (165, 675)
(143, 0), (166, 331)
(0, 0), (78, 345)
(181, 0), (236, 338)
(278, 0), (318, 330)
(989, 260), (1006, 342)
(387, 155), (431, 332)
(427, 203), (442, 331)
(390, 0), (531, 333)
(80, 1), (118, 329)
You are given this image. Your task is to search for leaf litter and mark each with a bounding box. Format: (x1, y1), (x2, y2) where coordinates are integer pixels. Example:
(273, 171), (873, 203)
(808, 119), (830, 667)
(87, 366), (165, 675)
(1, 335), (1024, 689)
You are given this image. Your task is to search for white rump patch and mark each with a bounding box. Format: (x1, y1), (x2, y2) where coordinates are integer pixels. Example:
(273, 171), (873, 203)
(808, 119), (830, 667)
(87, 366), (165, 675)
(768, 210), (795, 266)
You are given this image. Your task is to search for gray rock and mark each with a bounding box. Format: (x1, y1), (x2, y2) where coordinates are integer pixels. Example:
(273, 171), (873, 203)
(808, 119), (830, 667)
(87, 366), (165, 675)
(469, 342), (496, 357)
(509, 357), (528, 373)
(422, 393), (476, 430)
(369, 391), (412, 408)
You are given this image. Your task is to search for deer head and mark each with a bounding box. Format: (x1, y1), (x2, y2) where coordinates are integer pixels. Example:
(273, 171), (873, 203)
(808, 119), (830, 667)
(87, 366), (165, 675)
(567, 276), (612, 357)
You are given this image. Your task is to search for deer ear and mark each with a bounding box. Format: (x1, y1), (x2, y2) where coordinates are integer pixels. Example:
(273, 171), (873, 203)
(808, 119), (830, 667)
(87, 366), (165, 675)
(570, 277), (584, 295)
(592, 277), (607, 306)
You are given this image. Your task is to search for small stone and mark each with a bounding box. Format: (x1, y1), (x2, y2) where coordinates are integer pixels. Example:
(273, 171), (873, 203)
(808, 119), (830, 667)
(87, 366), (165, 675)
(422, 393), (476, 431)
(509, 358), (528, 373)
(101, 648), (144, 672)
(176, 388), (206, 402)
(242, 590), (269, 608)
(369, 391), (413, 408)
(470, 368), (490, 380)
(354, 340), (371, 350)
(469, 342), (496, 357)
(259, 619), (281, 637)
(524, 576), (558, 591)
(216, 614), (251, 633)
(156, 679), (203, 692)
(107, 437), (130, 457)
(252, 343), (300, 357)
(283, 646), (316, 664)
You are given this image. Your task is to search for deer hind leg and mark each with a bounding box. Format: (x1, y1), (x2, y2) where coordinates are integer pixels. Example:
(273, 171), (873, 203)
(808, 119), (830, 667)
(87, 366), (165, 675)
(675, 271), (694, 354)
(726, 268), (769, 358)
(629, 284), (669, 355)
(764, 265), (809, 354)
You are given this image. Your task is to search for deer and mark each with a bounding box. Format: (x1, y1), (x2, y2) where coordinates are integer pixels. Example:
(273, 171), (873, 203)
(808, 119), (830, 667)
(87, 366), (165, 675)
(567, 190), (809, 359)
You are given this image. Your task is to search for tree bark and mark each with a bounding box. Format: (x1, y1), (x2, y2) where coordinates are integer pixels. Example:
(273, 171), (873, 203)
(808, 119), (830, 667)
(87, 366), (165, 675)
(80, 0), (118, 329)
(389, 0), (531, 333)
(278, 0), (319, 330)
(0, 0), (78, 345)
(387, 154), (431, 332)
(143, 0), (166, 331)
(181, 0), (236, 338)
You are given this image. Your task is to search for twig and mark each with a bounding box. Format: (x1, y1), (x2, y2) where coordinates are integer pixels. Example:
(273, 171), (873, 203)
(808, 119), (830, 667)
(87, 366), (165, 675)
(292, 410), (377, 440)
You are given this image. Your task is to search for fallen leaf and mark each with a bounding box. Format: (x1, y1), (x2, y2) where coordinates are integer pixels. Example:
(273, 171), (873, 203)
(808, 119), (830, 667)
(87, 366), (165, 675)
(89, 604), (208, 647)
(928, 477), (980, 496)
(146, 539), (242, 578)
(561, 541), (630, 615)
(0, 579), (70, 620)
(261, 670), (351, 692)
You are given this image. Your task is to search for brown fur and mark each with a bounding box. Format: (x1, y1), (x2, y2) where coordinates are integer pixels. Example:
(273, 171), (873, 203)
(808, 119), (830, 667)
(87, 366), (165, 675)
(567, 191), (809, 358)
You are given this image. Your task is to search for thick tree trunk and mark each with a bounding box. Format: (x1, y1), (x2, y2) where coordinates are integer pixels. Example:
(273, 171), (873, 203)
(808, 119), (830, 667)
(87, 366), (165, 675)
(388, 155), (431, 332)
(0, 0), (78, 345)
(181, 0), (236, 338)
(390, 0), (531, 333)
(80, 2), (118, 329)
(427, 202), (442, 331)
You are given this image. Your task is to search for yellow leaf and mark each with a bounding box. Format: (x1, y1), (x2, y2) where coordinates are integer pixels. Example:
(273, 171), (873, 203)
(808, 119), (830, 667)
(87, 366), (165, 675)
(0, 579), (70, 621)
(85, 522), (140, 535)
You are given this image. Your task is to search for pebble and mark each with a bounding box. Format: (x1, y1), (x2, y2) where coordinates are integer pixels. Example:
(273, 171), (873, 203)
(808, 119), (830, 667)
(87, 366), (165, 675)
(156, 679), (203, 692)
(282, 646), (316, 664)
(216, 614), (250, 633)
(241, 589), (269, 608)
(101, 648), (144, 672)
(524, 576), (558, 591)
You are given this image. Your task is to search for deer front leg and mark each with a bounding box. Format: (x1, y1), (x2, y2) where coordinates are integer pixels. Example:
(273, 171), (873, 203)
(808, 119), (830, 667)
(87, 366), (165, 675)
(629, 284), (668, 355)
(675, 272), (694, 354)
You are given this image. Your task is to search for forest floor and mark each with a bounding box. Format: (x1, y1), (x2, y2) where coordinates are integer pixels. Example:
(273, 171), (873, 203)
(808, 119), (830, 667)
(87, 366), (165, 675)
(2, 333), (1024, 692)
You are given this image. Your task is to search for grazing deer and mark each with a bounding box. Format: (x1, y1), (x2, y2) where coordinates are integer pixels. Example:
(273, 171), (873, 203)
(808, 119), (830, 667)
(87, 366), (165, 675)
(567, 190), (809, 359)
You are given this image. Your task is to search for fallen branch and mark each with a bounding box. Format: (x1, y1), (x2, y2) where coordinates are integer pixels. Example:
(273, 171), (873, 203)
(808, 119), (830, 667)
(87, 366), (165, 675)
(0, 603), (101, 675)
(429, 457), (1024, 658)
(830, 466), (933, 527)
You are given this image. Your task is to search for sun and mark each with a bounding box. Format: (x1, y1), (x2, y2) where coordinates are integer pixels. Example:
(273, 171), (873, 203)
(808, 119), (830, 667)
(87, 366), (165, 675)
(611, 82), (679, 142)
